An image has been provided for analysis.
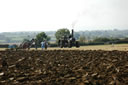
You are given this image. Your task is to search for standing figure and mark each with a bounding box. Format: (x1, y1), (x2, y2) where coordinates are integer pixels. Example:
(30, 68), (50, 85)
(41, 41), (45, 50)
(112, 43), (114, 47)
(35, 39), (38, 50)
(44, 40), (48, 50)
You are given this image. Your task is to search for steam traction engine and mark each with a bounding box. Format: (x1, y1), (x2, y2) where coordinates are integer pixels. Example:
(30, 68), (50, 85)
(58, 29), (80, 48)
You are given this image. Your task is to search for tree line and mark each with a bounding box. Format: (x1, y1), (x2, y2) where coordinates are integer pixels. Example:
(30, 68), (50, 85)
(1, 29), (128, 46)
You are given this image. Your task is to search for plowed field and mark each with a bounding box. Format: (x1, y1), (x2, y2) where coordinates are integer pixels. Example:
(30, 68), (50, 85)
(0, 50), (128, 85)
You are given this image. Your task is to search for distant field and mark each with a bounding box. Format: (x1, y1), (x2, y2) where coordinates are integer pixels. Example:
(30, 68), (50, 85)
(47, 44), (128, 51)
(1, 44), (128, 51)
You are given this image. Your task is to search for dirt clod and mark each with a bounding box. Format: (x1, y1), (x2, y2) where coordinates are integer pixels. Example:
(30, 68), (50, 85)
(0, 50), (128, 85)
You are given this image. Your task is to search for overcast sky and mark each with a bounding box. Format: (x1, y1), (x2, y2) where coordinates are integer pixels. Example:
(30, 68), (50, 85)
(0, 0), (128, 32)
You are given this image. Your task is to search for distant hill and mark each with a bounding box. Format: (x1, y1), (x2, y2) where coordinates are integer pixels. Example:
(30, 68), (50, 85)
(0, 31), (56, 43)
(78, 29), (128, 40)
(0, 29), (128, 43)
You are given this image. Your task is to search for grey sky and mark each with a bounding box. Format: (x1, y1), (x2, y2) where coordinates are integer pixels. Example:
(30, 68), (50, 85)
(75, 0), (128, 31)
(0, 0), (128, 32)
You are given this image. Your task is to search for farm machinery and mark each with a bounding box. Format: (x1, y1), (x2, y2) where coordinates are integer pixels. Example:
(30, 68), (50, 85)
(58, 29), (80, 48)
(9, 39), (35, 50)
(18, 38), (35, 50)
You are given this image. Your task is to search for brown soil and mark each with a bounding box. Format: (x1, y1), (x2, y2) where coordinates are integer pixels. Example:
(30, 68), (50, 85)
(0, 50), (128, 85)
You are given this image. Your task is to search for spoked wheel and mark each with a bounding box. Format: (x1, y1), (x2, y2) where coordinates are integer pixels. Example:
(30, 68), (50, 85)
(68, 41), (72, 48)
(76, 41), (80, 48)
(60, 41), (64, 48)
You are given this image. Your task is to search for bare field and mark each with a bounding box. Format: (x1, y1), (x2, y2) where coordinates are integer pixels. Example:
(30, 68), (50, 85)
(0, 50), (128, 84)
(0, 45), (128, 84)
(1, 44), (128, 51)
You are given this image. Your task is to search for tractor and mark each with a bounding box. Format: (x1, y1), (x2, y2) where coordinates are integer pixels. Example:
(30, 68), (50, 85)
(58, 29), (80, 48)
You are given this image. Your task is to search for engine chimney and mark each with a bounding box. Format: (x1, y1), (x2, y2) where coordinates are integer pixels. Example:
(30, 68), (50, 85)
(71, 29), (74, 38)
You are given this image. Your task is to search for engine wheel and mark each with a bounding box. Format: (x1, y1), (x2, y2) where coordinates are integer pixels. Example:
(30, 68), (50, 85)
(60, 41), (64, 48)
(68, 41), (72, 48)
(76, 41), (80, 48)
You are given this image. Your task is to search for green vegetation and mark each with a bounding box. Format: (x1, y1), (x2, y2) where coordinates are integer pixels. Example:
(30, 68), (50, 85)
(36, 32), (50, 45)
(55, 28), (70, 41)
(1, 29), (128, 46)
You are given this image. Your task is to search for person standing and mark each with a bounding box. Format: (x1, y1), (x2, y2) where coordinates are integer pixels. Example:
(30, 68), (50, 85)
(44, 40), (48, 50)
(35, 39), (38, 50)
(41, 41), (45, 50)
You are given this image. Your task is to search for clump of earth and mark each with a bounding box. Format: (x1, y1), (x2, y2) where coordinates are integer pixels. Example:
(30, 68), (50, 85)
(0, 50), (128, 85)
